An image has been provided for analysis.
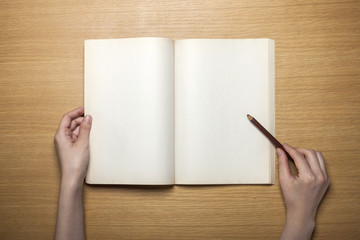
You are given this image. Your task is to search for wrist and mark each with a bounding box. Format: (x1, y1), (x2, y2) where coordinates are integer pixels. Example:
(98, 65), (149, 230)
(282, 211), (315, 240)
(286, 209), (316, 227)
(60, 175), (84, 192)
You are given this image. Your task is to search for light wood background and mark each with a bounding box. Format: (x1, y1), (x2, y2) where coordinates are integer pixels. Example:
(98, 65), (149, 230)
(0, 1), (359, 239)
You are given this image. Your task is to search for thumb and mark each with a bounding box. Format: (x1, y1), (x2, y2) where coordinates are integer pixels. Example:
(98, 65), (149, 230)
(77, 115), (92, 144)
(277, 148), (292, 183)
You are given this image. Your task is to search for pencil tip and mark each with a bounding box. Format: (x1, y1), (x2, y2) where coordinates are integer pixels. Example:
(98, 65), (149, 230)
(247, 114), (253, 120)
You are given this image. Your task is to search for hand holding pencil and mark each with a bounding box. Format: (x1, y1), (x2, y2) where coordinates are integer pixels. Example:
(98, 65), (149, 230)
(248, 115), (330, 240)
(278, 144), (330, 240)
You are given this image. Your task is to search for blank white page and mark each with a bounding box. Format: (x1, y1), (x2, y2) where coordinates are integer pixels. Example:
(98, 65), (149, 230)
(175, 39), (275, 184)
(85, 38), (174, 184)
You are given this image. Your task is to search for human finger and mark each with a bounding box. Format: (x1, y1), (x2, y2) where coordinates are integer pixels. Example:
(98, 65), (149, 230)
(297, 148), (323, 177)
(59, 106), (84, 130)
(316, 151), (328, 178)
(77, 115), (92, 145)
(277, 148), (293, 182)
(283, 143), (312, 175)
(73, 125), (80, 136)
(70, 117), (84, 131)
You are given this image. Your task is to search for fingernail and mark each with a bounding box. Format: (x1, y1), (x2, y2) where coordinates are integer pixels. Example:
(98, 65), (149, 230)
(85, 115), (91, 123)
(276, 148), (283, 157)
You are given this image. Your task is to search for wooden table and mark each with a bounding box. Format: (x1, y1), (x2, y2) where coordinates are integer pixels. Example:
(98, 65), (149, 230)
(1, 1), (359, 239)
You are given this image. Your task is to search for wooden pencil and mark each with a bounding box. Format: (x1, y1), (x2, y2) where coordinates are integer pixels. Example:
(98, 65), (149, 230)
(247, 114), (293, 162)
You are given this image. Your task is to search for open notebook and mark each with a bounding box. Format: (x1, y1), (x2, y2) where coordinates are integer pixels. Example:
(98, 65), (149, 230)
(84, 38), (275, 185)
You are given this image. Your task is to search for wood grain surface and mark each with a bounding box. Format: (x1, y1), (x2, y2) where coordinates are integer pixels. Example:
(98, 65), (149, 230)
(0, 1), (359, 239)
